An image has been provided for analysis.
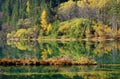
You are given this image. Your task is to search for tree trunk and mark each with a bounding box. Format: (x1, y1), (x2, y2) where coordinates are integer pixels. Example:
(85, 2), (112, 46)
(111, 15), (118, 37)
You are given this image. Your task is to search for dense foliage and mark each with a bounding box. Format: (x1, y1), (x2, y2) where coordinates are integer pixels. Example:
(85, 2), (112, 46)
(0, 0), (120, 40)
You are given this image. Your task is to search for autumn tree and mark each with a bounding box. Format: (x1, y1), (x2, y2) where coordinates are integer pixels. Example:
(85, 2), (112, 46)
(41, 10), (52, 35)
(58, 0), (78, 21)
(26, 0), (30, 16)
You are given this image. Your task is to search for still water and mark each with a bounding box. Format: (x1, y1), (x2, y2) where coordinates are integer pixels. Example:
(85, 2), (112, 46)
(0, 40), (120, 79)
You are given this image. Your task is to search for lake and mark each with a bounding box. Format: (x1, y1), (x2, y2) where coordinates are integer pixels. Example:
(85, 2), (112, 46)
(0, 40), (120, 79)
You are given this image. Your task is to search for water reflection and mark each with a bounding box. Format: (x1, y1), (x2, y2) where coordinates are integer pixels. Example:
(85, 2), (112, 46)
(0, 65), (120, 79)
(0, 40), (120, 79)
(0, 40), (119, 64)
(0, 41), (120, 63)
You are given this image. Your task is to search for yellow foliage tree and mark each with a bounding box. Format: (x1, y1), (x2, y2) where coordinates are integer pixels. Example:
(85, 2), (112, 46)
(87, 0), (109, 9)
(26, 0), (30, 14)
(58, 0), (77, 20)
(77, 0), (109, 9)
(14, 29), (27, 37)
(92, 22), (112, 38)
(41, 10), (52, 35)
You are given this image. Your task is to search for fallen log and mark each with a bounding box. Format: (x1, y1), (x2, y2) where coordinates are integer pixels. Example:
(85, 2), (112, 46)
(0, 58), (97, 66)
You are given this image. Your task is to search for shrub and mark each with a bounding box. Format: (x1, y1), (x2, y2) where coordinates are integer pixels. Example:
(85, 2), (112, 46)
(58, 18), (93, 38)
(92, 22), (112, 38)
(14, 29), (27, 38)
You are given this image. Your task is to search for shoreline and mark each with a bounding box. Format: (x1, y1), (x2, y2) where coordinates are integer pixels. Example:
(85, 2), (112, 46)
(7, 36), (120, 41)
(0, 58), (97, 66)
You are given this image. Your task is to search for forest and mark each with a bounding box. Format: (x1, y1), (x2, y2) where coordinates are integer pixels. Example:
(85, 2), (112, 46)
(0, 1), (120, 78)
(0, 0), (120, 40)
